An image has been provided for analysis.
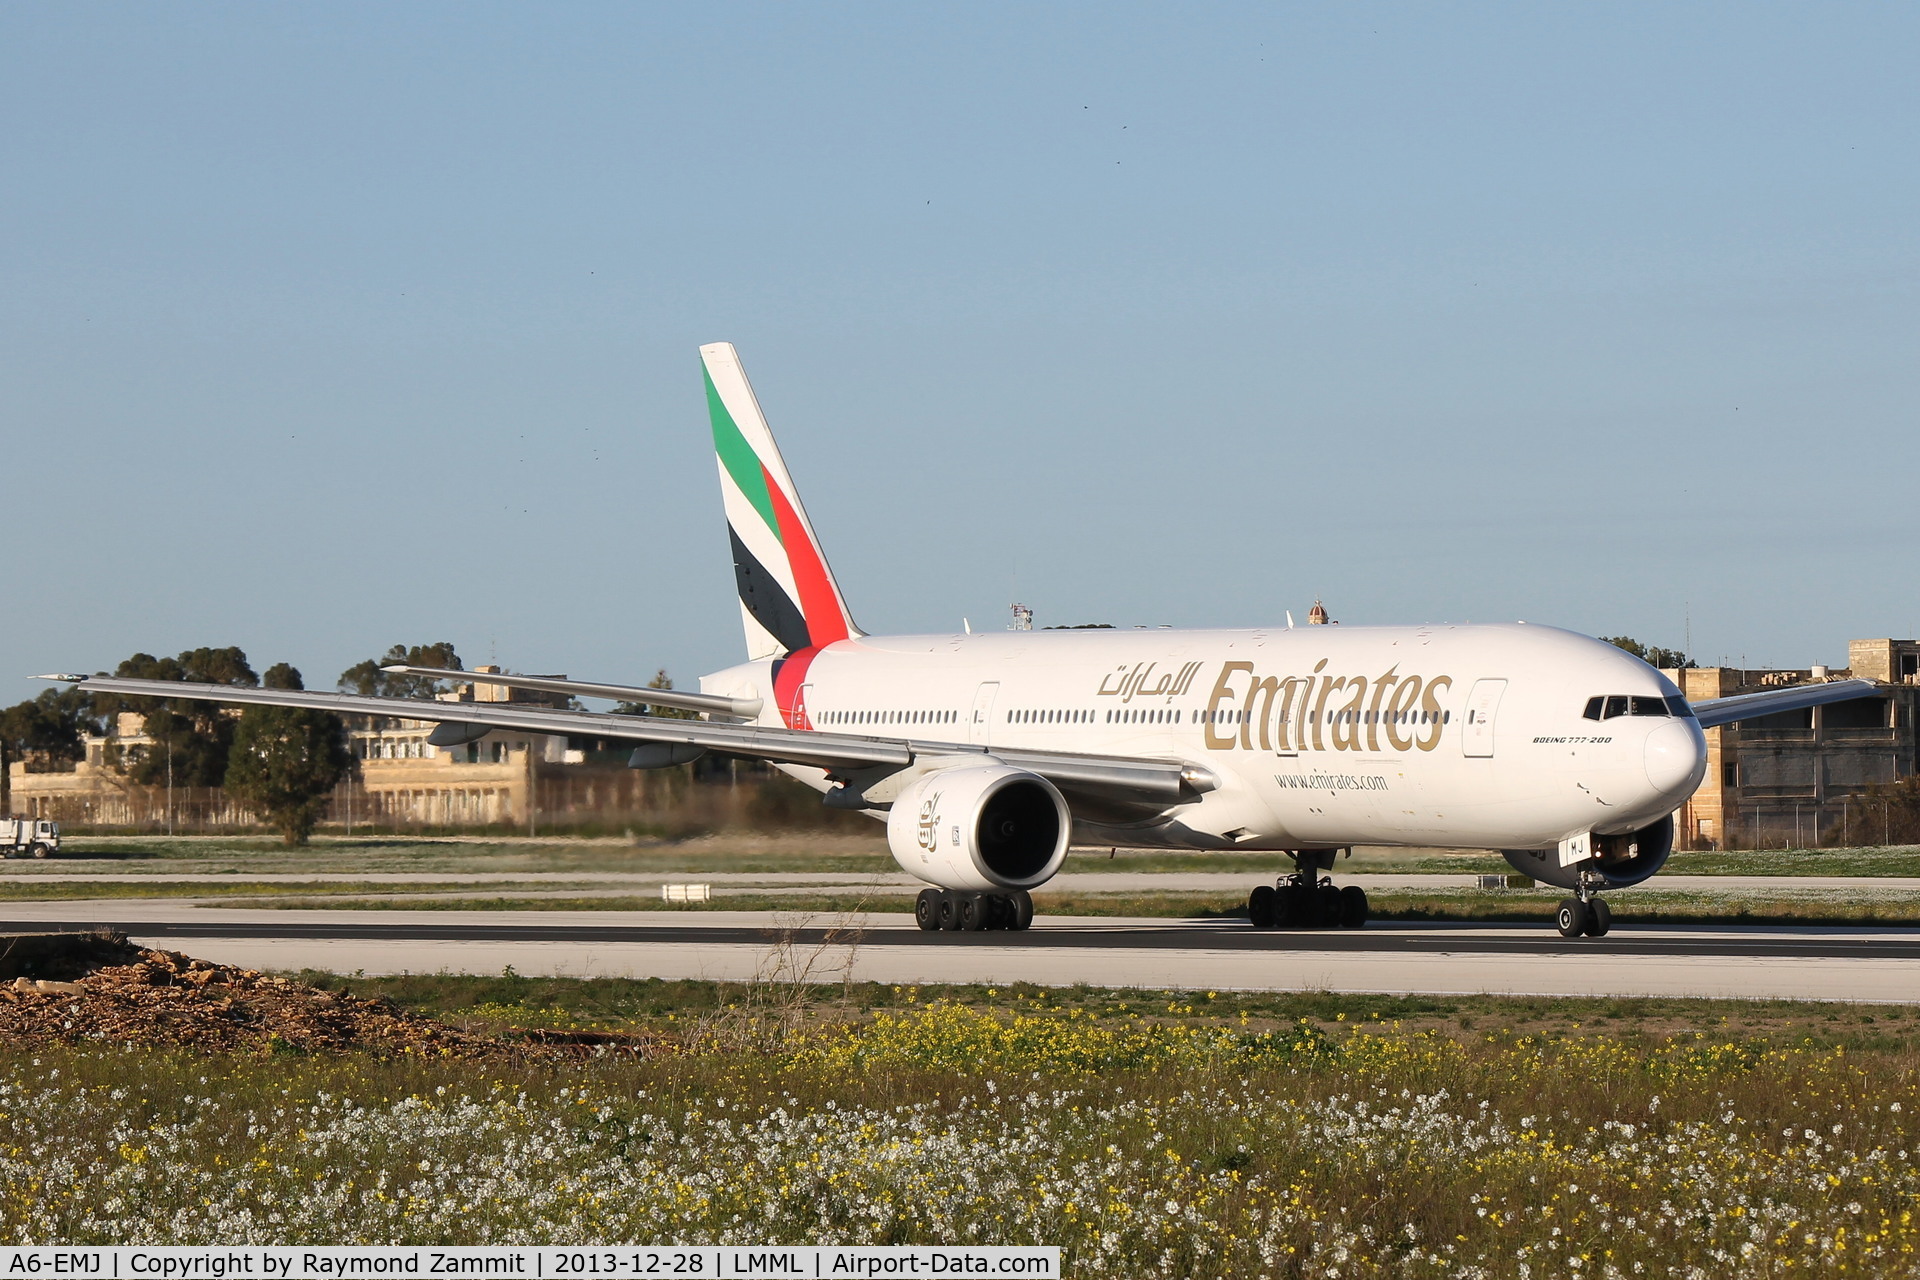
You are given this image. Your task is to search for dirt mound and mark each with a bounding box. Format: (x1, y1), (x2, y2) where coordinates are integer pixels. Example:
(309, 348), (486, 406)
(0, 933), (655, 1058)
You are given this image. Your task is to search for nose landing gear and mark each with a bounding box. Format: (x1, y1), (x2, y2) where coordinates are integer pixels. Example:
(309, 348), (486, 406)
(1555, 884), (1612, 938)
(1246, 850), (1368, 930)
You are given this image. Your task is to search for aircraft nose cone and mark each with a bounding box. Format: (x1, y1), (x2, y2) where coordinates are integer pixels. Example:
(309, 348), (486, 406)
(1645, 719), (1706, 798)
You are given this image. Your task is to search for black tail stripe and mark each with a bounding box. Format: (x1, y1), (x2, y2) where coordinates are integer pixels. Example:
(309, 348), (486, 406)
(729, 527), (812, 655)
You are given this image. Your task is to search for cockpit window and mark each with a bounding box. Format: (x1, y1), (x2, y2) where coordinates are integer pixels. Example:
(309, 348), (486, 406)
(1584, 694), (1690, 720)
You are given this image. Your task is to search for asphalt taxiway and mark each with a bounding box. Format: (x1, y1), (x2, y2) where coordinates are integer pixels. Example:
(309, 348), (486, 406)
(4, 901), (1917, 1003)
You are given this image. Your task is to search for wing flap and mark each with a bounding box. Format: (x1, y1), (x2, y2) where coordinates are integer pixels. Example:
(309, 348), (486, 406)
(379, 666), (762, 718)
(66, 676), (907, 771)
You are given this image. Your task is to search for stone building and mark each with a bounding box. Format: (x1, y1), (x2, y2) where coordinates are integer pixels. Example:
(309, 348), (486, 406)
(1669, 638), (1920, 849)
(10, 666), (573, 830)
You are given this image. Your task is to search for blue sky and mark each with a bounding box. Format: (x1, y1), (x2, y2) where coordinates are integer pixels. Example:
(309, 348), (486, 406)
(3, 3), (1915, 698)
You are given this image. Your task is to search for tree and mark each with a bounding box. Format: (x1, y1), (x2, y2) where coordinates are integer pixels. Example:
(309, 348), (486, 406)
(616, 669), (699, 720)
(224, 664), (353, 846)
(338, 642), (462, 699)
(0, 688), (95, 769)
(95, 647), (259, 787)
(1602, 636), (1694, 670)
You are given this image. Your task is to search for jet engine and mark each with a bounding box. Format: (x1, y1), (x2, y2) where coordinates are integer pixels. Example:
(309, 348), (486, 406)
(1502, 815), (1676, 891)
(885, 765), (1070, 892)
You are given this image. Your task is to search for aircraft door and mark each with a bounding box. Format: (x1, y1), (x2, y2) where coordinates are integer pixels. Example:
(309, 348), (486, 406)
(1462, 678), (1507, 758)
(790, 683), (813, 730)
(968, 682), (1000, 746)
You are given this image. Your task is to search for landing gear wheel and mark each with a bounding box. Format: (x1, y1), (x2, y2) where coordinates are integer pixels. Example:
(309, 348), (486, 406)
(1316, 884), (1342, 926)
(1009, 889), (1034, 931)
(1556, 898), (1590, 938)
(1583, 897), (1612, 938)
(960, 893), (992, 932)
(1339, 884), (1369, 929)
(1248, 885), (1278, 929)
(937, 891), (963, 931)
(914, 889), (941, 932)
(1275, 883), (1306, 929)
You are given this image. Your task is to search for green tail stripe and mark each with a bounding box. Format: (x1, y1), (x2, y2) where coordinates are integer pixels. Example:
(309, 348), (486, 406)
(706, 366), (780, 540)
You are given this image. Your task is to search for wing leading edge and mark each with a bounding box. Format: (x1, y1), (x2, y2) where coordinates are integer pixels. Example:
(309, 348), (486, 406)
(1688, 677), (1881, 729)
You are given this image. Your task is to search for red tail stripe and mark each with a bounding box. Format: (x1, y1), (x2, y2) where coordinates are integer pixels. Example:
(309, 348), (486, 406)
(771, 646), (821, 730)
(762, 462), (850, 648)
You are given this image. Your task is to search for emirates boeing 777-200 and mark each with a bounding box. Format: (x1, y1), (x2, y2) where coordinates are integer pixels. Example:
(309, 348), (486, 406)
(48, 343), (1877, 938)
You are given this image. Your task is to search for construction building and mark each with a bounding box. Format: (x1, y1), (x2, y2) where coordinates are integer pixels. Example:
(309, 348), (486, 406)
(1669, 638), (1920, 848)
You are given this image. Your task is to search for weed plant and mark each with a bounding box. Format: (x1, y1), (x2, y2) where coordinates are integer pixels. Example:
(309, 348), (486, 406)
(3, 983), (1919, 1276)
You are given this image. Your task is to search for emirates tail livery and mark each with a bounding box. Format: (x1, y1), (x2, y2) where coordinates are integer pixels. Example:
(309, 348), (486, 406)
(51, 343), (1876, 939)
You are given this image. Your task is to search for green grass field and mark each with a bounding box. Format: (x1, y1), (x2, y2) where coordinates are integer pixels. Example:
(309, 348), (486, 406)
(6, 973), (1920, 1273)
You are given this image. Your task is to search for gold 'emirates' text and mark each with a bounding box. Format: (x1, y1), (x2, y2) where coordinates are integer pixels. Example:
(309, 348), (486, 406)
(1202, 662), (1453, 754)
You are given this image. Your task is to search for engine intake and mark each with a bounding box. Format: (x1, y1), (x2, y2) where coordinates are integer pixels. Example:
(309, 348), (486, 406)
(886, 765), (1071, 891)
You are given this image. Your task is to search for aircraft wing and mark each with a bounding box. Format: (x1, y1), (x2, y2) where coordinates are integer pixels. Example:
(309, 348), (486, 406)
(51, 676), (1208, 807)
(1689, 678), (1881, 729)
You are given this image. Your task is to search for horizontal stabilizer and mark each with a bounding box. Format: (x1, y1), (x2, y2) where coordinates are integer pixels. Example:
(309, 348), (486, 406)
(1690, 678), (1881, 729)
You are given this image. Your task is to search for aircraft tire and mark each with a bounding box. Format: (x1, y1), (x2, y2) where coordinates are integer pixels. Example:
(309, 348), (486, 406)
(1316, 884), (1342, 926)
(1584, 897), (1612, 938)
(990, 893), (1020, 930)
(937, 891), (963, 931)
(915, 889), (942, 932)
(1247, 885), (1278, 929)
(960, 893), (992, 931)
(1555, 898), (1590, 938)
(1339, 885), (1369, 929)
(1009, 889), (1034, 931)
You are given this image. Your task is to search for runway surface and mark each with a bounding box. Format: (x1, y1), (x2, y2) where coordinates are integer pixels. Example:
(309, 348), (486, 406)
(7, 902), (1920, 1003)
(2, 869), (1914, 892)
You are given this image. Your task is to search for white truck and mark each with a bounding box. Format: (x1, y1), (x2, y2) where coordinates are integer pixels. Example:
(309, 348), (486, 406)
(0, 818), (59, 858)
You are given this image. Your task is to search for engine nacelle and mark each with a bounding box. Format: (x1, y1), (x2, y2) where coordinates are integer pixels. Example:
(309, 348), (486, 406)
(886, 765), (1070, 891)
(1502, 815), (1676, 891)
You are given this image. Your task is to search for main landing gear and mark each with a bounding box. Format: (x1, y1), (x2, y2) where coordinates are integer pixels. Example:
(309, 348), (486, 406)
(915, 888), (1035, 933)
(1246, 851), (1369, 930)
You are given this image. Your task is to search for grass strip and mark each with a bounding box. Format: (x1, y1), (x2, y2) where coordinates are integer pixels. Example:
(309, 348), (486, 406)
(0, 880), (494, 901)
(218, 886), (1920, 926)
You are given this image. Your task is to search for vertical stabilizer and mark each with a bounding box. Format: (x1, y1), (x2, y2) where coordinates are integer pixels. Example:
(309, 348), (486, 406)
(702, 343), (861, 659)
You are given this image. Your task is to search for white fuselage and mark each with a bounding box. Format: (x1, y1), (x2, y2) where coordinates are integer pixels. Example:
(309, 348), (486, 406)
(702, 623), (1708, 854)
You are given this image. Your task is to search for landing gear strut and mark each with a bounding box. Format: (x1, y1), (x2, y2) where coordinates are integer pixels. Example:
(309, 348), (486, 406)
(1246, 851), (1368, 930)
(915, 888), (1034, 933)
